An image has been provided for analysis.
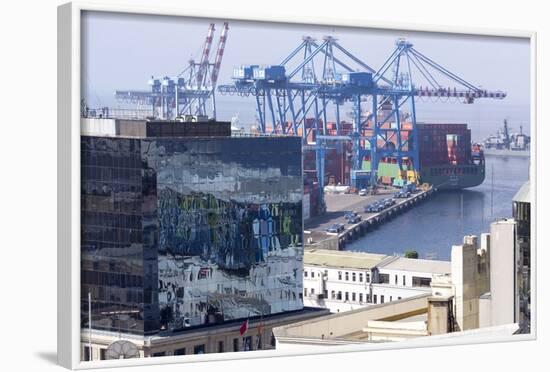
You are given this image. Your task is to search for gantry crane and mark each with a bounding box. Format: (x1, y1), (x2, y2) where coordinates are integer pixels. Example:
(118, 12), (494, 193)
(115, 22), (229, 119)
(218, 36), (506, 190)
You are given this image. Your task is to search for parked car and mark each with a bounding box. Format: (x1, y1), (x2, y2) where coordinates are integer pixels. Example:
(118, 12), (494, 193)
(327, 223), (345, 233)
(347, 215), (362, 224)
(394, 190), (411, 198)
(344, 211), (358, 220)
(358, 188), (368, 196)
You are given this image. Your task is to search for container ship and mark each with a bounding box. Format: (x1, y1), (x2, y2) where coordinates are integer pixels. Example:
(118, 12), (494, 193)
(361, 122), (486, 190)
(299, 121), (485, 218)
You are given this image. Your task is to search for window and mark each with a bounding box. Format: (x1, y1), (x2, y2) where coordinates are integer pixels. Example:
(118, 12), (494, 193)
(194, 344), (206, 354)
(359, 273), (363, 282)
(243, 336), (252, 351)
(390, 296), (393, 302)
(345, 292), (349, 301)
(359, 293), (363, 303)
(218, 341), (224, 353)
(100, 349), (106, 360)
(256, 334), (262, 350)
(83, 346), (91, 361)
(398, 296), (402, 300)
(352, 292), (356, 301)
(379, 273), (389, 284)
(352, 273), (356, 282)
(311, 271), (315, 278)
(381, 295), (385, 304)
(412, 276), (432, 287)
(324, 289), (328, 299)
(311, 288), (315, 295)
(233, 338), (240, 352)
(395, 275), (398, 285)
(367, 294), (371, 303)
(373, 294), (377, 304)
(331, 290), (336, 299)
(174, 348), (186, 356)
(345, 272), (349, 281)
(337, 291), (342, 300)
(153, 352), (166, 357)
(304, 288), (307, 297)
(304, 271), (308, 277)
(366, 273), (370, 283)
(338, 271), (342, 280)
(403, 275), (406, 286)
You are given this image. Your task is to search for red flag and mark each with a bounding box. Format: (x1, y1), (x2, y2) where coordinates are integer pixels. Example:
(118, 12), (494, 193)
(239, 319), (249, 336)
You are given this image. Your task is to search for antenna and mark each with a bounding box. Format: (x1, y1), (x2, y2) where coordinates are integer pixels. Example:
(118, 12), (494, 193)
(105, 340), (140, 360)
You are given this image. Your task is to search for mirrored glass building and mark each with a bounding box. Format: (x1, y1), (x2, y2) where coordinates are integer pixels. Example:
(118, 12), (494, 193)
(80, 119), (304, 337)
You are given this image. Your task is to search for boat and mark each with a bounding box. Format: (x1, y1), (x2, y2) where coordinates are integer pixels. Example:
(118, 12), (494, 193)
(361, 123), (485, 189)
(305, 121), (487, 198)
(482, 119), (530, 157)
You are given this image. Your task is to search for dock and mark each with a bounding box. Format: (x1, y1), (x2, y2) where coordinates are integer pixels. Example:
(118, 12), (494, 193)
(304, 186), (436, 251)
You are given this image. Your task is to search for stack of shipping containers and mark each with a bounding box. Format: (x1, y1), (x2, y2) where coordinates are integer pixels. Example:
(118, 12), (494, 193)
(418, 123), (471, 167)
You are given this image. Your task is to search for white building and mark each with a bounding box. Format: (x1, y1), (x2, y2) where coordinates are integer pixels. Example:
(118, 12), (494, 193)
(302, 249), (451, 313)
(485, 218), (521, 327)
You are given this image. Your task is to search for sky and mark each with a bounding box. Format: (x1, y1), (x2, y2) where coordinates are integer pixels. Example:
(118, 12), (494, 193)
(81, 11), (531, 140)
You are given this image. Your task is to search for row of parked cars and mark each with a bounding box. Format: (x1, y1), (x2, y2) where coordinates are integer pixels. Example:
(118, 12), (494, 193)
(325, 185), (419, 233)
(364, 198), (396, 213)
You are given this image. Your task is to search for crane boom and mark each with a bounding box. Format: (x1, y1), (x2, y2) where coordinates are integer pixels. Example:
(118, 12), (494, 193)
(196, 23), (216, 88)
(211, 22), (229, 87)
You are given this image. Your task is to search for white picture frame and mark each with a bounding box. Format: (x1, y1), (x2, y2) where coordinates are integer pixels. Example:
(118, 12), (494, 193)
(58, 1), (537, 369)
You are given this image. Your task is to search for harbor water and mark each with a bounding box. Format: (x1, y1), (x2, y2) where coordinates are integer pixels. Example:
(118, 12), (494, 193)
(344, 155), (530, 260)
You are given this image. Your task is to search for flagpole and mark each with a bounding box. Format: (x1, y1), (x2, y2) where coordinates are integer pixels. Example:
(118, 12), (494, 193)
(240, 311), (250, 351)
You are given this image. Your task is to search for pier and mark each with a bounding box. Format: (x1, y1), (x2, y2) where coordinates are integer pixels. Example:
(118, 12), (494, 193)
(304, 186), (436, 251)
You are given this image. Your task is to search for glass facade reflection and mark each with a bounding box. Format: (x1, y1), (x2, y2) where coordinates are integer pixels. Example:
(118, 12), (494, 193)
(81, 135), (303, 335)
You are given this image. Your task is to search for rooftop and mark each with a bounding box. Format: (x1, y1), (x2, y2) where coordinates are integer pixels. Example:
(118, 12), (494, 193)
(513, 180), (530, 204)
(378, 256), (451, 274)
(81, 117), (231, 138)
(304, 249), (387, 270)
(273, 293), (430, 343)
(304, 249), (450, 274)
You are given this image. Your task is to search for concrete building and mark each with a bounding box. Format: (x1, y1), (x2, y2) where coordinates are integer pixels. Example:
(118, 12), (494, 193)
(476, 182), (531, 333)
(451, 235), (482, 331)
(81, 307), (328, 359)
(302, 249), (450, 313)
(487, 219), (521, 327)
(429, 219), (525, 333)
(273, 292), (518, 351)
